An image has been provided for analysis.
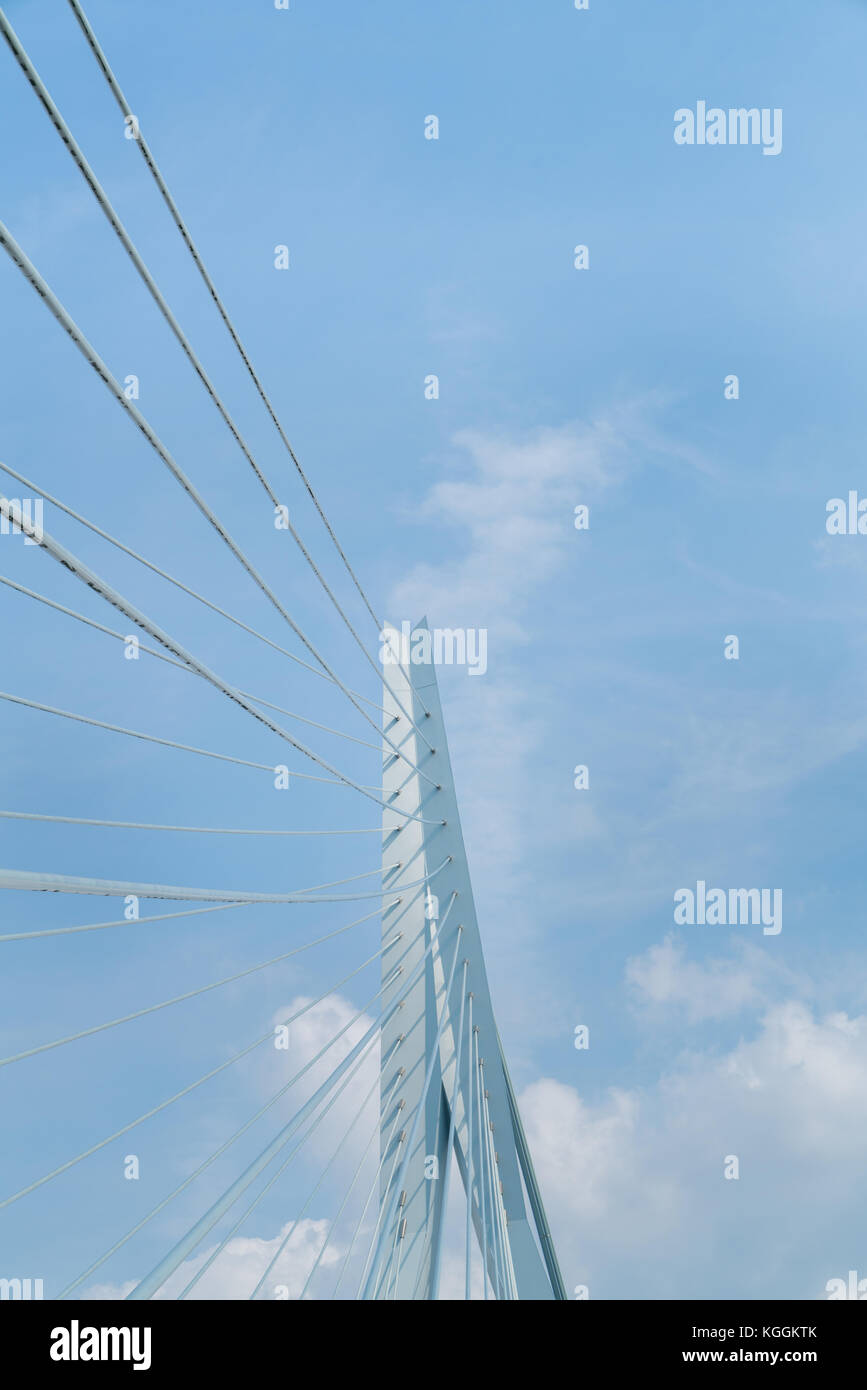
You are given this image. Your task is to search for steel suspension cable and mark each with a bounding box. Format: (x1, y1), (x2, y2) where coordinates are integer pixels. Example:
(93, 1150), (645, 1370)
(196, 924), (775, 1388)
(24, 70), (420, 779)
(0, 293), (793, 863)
(378, 1203), (404, 1301)
(465, 993), (475, 1300)
(307, 1086), (403, 1302)
(5, 934), (392, 1221)
(0, 689), (382, 792)
(0, 865), (445, 942)
(31, 933), (395, 1287)
(0, 810), (380, 838)
(0, 234), (433, 772)
(0, 916), (400, 1069)
(331, 1097), (405, 1300)
(59, 965), (402, 1297)
(359, 925), (464, 1300)
(247, 1055), (399, 1301)
(296, 1086), (400, 1302)
(474, 1026), (490, 1300)
(65, 0), (384, 637)
(0, 11), (433, 732)
(479, 1065), (505, 1300)
(128, 997), (398, 1301)
(0, 901), (261, 946)
(389, 1214), (407, 1300)
(126, 913), (452, 1300)
(0, 461), (389, 716)
(0, 497), (440, 803)
(486, 1079), (519, 1300)
(0, 574), (383, 754)
(0, 859), (445, 906)
(353, 1115), (408, 1300)
(480, 1073), (510, 1300)
(429, 962), (469, 1300)
(181, 1033), (393, 1300)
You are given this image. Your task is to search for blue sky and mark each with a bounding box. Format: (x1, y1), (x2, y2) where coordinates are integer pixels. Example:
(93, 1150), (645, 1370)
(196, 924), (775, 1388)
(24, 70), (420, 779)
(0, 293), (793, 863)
(2, 0), (867, 1300)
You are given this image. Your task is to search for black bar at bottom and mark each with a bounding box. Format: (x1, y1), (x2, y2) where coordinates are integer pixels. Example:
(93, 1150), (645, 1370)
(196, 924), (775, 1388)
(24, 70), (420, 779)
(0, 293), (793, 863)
(2, 1297), (865, 1375)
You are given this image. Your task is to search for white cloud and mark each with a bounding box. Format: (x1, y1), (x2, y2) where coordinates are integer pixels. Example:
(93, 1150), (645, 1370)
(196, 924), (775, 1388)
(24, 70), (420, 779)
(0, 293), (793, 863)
(626, 934), (780, 1022)
(82, 995), (389, 1303)
(376, 409), (867, 1298)
(390, 416), (632, 635)
(84, 1219), (341, 1301)
(257, 993), (381, 1175)
(384, 415), (640, 1034)
(520, 991), (867, 1297)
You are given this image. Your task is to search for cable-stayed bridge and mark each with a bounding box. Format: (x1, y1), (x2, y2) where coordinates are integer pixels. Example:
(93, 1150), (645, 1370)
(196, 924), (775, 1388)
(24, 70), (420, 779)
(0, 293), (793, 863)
(0, 1), (565, 1300)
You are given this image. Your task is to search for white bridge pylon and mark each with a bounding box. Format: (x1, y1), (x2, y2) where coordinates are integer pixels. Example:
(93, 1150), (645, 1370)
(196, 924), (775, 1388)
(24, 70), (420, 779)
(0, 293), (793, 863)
(366, 620), (566, 1300)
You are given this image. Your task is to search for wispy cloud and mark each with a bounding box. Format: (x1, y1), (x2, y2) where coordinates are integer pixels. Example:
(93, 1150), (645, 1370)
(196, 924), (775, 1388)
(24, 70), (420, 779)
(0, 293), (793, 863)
(523, 973), (867, 1297)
